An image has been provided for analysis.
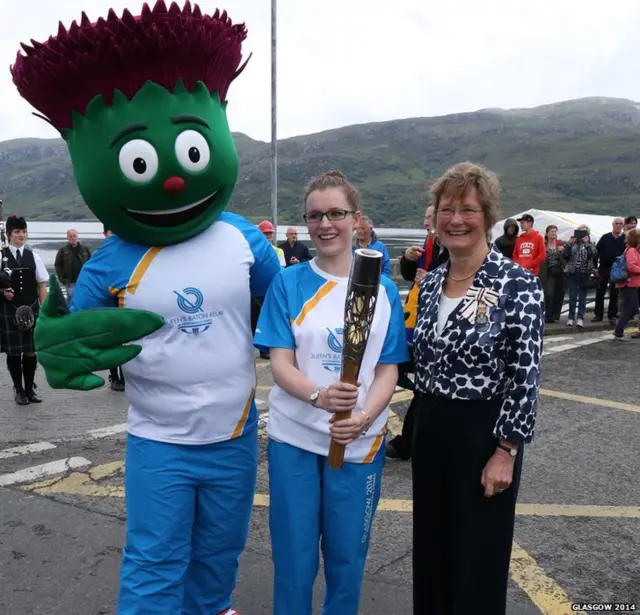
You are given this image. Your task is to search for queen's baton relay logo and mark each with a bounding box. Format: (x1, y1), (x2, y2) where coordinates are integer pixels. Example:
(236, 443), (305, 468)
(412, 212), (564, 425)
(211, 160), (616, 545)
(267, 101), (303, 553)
(310, 327), (343, 372)
(169, 287), (223, 336)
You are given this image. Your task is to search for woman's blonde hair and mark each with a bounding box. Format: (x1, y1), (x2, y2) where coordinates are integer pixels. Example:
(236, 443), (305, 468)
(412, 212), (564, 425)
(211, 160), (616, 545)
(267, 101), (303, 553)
(304, 170), (359, 211)
(429, 162), (500, 242)
(626, 228), (640, 248)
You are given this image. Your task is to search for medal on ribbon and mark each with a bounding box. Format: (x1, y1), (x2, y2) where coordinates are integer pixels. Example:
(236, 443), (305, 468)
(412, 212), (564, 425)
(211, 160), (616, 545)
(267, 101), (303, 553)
(459, 287), (500, 329)
(475, 299), (489, 327)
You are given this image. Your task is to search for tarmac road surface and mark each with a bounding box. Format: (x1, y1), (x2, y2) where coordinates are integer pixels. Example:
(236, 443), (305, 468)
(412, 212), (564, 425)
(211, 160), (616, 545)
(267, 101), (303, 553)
(0, 328), (638, 615)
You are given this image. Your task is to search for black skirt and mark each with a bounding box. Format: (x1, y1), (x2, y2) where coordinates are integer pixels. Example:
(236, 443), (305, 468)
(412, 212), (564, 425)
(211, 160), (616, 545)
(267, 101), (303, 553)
(411, 390), (524, 615)
(0, 300), (38, 354)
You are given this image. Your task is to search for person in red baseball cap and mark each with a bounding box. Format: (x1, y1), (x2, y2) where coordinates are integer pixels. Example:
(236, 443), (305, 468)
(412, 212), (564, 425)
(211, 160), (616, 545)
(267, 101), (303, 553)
(258, 220), (286, 267)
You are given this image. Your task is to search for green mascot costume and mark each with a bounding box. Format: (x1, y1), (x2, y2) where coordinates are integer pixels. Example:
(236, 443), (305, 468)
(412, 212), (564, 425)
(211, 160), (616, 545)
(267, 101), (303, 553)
(10, 2), (281, 613)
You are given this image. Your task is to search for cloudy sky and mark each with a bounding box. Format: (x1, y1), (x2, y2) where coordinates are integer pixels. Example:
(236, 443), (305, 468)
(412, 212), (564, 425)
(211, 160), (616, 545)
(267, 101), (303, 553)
(1, 0), (640, 144)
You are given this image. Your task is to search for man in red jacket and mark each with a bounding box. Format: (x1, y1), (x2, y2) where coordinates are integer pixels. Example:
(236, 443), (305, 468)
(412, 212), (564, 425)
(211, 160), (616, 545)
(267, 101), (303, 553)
(513, 214), (546, 275)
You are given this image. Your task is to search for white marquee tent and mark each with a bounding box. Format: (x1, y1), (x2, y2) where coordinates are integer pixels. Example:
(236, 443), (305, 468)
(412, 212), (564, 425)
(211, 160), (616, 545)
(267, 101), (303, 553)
(491, 209), (620, 244)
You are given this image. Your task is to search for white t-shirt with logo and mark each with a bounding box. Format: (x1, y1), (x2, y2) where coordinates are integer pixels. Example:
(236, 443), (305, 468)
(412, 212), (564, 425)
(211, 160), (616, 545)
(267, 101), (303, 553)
(70, 212), (282, 445)
(254, 259), (409, 464)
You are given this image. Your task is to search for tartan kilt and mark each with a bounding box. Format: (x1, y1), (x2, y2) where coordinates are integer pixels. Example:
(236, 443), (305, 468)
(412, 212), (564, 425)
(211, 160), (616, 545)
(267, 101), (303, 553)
(0, 300), (39, 355)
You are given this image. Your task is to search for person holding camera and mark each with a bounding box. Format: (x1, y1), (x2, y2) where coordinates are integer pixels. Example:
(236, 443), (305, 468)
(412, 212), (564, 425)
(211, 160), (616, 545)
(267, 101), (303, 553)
(563, 224), (596, 328)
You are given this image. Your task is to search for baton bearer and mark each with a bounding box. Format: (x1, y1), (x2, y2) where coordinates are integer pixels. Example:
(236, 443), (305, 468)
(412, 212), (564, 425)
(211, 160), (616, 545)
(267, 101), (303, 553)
(328, 248), (383, 469)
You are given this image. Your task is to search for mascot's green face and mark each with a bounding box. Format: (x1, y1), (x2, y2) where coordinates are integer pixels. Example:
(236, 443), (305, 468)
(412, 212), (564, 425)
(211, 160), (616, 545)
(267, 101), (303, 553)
(64, 80), (238, 246)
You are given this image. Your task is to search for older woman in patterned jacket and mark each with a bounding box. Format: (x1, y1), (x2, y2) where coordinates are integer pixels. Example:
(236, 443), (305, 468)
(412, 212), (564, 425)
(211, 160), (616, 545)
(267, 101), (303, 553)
(410, 162), (545, 614)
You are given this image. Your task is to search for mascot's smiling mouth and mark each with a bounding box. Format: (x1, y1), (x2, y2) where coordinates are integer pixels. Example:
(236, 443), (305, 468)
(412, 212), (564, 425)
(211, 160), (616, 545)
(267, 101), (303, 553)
(126, 191), (219, 227)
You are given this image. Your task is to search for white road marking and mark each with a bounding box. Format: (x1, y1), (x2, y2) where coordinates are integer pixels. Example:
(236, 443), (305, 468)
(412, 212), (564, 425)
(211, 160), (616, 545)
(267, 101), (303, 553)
(544, 343), (576, 354)
(87, 423), (127, 439)
(543, 333), (613, 356)
(0, 442), (57, 460)
(544, 335), (574, 343)
(255, 398), (267, 409)
(0, 457), (92, 487)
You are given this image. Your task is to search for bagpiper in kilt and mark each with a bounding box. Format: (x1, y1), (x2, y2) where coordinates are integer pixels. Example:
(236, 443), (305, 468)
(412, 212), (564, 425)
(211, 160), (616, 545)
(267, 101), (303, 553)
(0, 214), (48, 405)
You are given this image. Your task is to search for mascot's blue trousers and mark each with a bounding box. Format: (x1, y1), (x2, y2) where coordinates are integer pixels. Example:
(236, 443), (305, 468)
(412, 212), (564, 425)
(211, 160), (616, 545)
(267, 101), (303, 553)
(117, 428), (258, 615)
(267, 438), (384, 615)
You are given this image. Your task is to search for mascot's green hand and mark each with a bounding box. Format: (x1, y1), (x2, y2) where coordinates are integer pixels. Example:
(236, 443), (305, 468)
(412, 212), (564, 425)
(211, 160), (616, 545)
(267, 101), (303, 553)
(34, 275), (165, 391)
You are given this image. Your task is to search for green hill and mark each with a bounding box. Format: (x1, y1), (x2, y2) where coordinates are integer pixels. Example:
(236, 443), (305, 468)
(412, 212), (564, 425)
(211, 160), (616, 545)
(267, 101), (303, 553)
(1, 96), (640, 227)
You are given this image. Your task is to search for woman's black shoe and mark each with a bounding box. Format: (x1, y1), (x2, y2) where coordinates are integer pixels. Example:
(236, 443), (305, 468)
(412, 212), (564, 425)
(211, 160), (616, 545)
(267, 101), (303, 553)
(26, 389), (42, 403)
(14, 389), (29, 405)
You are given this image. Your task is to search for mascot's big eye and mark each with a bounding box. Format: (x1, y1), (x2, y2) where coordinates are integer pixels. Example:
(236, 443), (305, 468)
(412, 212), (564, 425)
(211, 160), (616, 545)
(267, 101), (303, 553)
(175, 130), (210, 172)
(118, 140), (159, 183)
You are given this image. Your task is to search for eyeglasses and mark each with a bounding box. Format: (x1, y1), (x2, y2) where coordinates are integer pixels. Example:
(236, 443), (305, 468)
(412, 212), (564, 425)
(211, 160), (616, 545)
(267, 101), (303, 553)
(303, 209), (354, 223)
(438, 207), (483, 219)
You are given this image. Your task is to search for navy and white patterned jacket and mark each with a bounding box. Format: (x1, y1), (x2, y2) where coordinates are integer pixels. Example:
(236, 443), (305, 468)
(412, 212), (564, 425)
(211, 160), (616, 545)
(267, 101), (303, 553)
(412, 246), (545, 444)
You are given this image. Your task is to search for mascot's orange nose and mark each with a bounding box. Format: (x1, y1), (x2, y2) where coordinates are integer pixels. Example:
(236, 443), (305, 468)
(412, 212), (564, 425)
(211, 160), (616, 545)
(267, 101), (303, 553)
(164, 176), (185, 194)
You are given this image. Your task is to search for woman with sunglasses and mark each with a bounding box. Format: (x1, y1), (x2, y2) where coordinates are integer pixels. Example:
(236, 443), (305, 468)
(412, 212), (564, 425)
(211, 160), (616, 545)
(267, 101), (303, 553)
(254, 170), (409, 615)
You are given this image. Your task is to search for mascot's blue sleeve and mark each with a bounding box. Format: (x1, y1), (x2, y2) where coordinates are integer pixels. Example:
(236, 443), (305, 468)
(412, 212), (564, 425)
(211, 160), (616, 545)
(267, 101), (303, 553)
(221, 212), (282, 297)
(71, 236), (145, 312)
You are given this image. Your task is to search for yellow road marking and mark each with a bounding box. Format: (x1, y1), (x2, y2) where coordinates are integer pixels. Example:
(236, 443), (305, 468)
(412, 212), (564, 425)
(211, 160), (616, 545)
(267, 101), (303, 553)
(386, 409), (403, 437)
(517, 504), (640, 519)
(23, 464), (640, 522)
(90, 461), (123, 480)
(510, 541), (574, 614)
(540, 388), (640, 414)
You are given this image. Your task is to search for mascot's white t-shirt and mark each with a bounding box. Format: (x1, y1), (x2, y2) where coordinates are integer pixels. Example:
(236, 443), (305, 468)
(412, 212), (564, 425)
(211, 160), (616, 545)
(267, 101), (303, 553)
(254, 259), (409, 464)
(71, 212), (281, 445)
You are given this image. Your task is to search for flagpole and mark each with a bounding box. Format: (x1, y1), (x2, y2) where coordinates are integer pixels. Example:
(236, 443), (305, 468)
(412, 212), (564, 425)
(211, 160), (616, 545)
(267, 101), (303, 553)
(270, 0), (278, 243)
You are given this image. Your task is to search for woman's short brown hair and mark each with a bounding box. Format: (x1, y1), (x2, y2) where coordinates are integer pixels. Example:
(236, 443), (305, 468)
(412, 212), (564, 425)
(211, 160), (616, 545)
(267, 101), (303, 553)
(429, 162), (500, 241)
(626, 228), (640, 248)
(304, 170), (359, 211)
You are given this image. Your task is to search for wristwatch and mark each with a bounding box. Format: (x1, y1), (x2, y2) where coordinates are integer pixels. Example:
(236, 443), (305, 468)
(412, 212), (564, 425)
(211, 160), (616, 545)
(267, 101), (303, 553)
(309, 388), (323, 407)
(497, 443), (518, 457)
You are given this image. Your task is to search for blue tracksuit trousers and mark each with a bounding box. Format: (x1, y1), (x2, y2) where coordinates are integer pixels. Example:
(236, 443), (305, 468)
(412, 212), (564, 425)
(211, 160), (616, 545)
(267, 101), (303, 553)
(267, 438), (384, 615)
(117, 429), (258, 615)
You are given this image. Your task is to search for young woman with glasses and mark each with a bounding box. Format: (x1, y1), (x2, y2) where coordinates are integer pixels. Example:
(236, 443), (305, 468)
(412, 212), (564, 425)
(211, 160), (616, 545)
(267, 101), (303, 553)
(254, 170), (409, 615)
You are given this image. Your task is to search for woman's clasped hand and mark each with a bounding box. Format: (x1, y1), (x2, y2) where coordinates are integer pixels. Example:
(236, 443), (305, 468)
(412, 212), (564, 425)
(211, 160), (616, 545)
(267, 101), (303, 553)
(317, 381), (369, 445)
(317, 381), (360, 412)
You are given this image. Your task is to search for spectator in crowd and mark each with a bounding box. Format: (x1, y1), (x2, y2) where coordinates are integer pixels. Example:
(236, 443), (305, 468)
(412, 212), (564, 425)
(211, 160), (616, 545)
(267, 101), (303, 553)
(54, 228), (92, 302)
(542, 224), (565, 323)
(354, 215), (391, 276)
(563, 224), (596, 328)
(411, 162), (544, 613)
(387, 203), (449, 461)
(278, 227), (311, 267)
(513, 214), (546, 275)
(258, 220), (286, 267)
(624, 216), (640, 309)
(494, 218), (519, 259)
(593, 217), (626, 326)
(613, 228), (640, 341)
